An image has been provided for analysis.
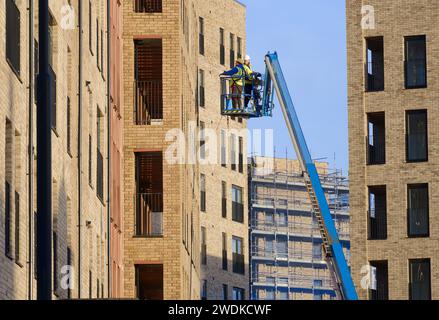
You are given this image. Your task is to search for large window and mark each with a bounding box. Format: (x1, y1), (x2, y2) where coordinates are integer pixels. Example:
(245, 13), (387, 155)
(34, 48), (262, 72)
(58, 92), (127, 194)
(405, 35), (427, 89)
(369, 260), (389, 300)
(365, 37), (384, 92)
(222, 232), (227, 270)
(201, 226), (207, 265)
(406, 110), (427, 162)
(200, 174), (206, 212)
(367, 113), (385, 165)
(221, 181), (227, 218)
(198, 69), (205, 108)
(409, 259), (431, 300)
(368, 186), (387, 240)
(135, 264), (164, 300)
(6, 0), (20, 76)
(232, 185), (243, 223)
(135, 152), (163, 237)
(407, 184), (429, 237)
(134, 39), (163, 124)
(199, 17), (204, 55)
(232, 236), (244, 274)
(219, 28), (225, 65)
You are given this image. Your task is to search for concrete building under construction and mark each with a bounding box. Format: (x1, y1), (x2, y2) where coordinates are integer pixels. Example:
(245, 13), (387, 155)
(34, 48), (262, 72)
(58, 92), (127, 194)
(249, 156), (350, 300)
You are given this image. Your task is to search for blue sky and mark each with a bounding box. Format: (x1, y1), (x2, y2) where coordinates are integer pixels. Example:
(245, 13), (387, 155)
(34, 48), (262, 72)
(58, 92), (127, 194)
(241, 0), (349, 174)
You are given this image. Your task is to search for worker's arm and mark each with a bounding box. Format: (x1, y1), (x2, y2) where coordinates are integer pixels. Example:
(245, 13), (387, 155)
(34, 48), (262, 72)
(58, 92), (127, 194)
(221, 67), (239, 76)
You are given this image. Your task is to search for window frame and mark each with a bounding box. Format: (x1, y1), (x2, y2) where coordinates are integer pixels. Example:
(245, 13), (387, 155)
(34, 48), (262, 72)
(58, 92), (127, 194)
(404, 35), (427, 89)
(406, 109), (428, 163)
(407, 183), (429, 238)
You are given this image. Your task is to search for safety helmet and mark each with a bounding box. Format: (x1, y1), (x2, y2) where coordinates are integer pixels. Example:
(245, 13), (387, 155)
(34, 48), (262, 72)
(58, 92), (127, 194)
(245, 54), (251, 62)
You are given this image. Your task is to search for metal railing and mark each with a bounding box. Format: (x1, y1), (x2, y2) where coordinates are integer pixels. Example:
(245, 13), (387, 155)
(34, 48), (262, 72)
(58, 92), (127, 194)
(365, 60), (384, 92)
(135, 193), (163, 236)
(366, 135), (386, 165)
(133, 0), (162, 13)
(251, 220), (350, 240)
(134, 80), (163, 125)
(368, 207), (387, 240)
(252, 246), (326, 262)
(252, 272), (334, 290)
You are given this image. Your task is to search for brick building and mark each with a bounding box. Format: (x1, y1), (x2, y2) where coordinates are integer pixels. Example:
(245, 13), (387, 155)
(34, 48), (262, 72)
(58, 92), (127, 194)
(122, 0), (248, 300)
(0, 0), (122, 299)
(347, 0), (438, 300)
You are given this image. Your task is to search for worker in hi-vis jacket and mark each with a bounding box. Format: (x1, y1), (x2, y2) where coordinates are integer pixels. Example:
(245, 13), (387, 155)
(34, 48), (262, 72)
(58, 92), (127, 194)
(221, 58), (246, 109)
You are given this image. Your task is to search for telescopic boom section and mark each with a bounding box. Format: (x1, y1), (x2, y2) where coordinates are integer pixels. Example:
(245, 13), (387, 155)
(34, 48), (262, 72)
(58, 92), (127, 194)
(264, 52), (358, 300)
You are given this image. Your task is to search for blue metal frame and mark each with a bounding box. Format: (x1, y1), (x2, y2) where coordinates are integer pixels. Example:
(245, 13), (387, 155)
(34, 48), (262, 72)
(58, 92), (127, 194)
(263, 52), (358, 300)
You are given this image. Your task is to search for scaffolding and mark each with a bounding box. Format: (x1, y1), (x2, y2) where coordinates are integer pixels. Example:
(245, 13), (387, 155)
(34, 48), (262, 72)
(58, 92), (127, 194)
(249, 155), (350, 300)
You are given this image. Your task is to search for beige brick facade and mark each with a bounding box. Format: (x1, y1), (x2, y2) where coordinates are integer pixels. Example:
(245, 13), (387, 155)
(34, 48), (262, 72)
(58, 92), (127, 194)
(347, 0), (439, 300)
(122, 0), (248, 300)
(0, 0), (112, 299)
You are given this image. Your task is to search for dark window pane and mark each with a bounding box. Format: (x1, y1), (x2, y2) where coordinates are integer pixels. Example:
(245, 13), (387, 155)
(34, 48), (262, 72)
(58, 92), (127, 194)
(368, 186), (387, 240)
(365, 37), (384, 91)
(405, 36), (427, 88)
(408, 184), (429, 237)
(406, 110), (427, 162)
(6, 0), (21, 75)
(409, 259), (431, 300)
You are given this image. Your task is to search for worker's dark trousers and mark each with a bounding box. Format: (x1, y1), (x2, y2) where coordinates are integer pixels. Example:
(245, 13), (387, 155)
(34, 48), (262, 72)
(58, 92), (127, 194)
(244, 84), (253, 108)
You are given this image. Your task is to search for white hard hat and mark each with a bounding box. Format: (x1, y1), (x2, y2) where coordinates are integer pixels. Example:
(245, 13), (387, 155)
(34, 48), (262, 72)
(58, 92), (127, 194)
(245, 54), (251, 61)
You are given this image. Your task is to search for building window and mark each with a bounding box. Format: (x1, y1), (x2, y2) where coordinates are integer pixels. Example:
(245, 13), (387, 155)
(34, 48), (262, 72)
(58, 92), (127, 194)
(221, 130), (226, 167)
(365, 37), (384, 92)
(237, 37), (242, 59)
(406, 110), (427, 162)
(229, 33), (235, 68)
(201, 280), (207, 300)
(405, 35), (427, 89)
(200, 174), (206, 212)
(199, 17), (204, 55)
(198, 69), (205, 107)
(67, 97), (72, 155)
(135, 152), (163, 237)
(134, 39), (163, 124)
(367, 112), (385, 165)
(232, 287), (245, 300)
(222, 232), (227, 270)
(368, 186), (387, 240)
(407, 184), (429, 238)
(230, 134), (236, 171)
(222, 284), (228, 300)
(238, 137), (244, 173)
(50, 66), (57, 132)
(200, 122), (205, 160)
(409, 259), (431, 300)
(219, 28), (225, 65)
(89, 1), (93, 55)
(221, 181), (227, 218)
(14, 191), (20, 263)
(96, 110), (104, 201)
(201, 226), (207, 265)
(369, 260), (389, 300)
(134, 0), (162, 13)
(135, 264), (164, 300)
(312, 242), (322, 260)
(6, 0), (20, 76)
(5, 181), (12, 258)
(88, 135), (93, 186)
(232, 186), (243, 223)
(232, 236), (244, 274)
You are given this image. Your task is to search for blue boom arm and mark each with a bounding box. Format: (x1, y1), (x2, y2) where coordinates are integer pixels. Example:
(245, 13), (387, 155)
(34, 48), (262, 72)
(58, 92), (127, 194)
(264, 52), (358, 300)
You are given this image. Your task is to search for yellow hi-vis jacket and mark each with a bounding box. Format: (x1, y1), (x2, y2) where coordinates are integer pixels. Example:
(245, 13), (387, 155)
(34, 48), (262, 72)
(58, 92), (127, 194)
(243, 64), (253, 85)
